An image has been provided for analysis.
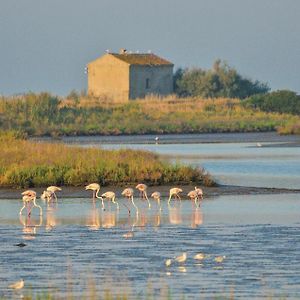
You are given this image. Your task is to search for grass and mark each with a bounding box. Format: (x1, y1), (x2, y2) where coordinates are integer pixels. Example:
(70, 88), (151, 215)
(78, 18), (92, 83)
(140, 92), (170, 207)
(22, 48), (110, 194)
(1, 93), (298, 136)
(0, 132), (215, 188)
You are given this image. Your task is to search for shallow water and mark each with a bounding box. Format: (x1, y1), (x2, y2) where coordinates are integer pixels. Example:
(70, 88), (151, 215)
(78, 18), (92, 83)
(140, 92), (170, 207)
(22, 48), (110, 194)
(1, 194), (300, 299)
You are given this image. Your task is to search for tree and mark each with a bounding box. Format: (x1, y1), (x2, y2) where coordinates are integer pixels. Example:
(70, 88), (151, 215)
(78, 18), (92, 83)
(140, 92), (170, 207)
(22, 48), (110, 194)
(174, 60), (270, 99)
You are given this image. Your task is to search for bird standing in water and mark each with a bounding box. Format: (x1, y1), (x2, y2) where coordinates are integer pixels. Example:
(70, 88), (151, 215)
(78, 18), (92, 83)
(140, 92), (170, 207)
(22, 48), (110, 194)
(194, 186), (203, 200)
(151, 191), (162, 211)
(100, 191), (119, 210)
(20, 190), (42, 216)
(175, 252), (187, 263)
(122, 188), (138, 214)
(187, 190), (200, 208)
(168, 187), (183, 205)
(85, 183), (102, 205)
(135, 183), (151, 208)
(46, 186), (62, 202)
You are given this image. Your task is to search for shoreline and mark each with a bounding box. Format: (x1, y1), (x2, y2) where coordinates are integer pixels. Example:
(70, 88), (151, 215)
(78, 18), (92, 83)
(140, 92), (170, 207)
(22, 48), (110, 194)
(1, 184), (300, 200)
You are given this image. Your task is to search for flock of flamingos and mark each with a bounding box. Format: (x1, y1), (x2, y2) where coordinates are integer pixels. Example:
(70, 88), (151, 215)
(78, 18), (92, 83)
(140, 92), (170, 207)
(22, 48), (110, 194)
(19, 183), (204, 216)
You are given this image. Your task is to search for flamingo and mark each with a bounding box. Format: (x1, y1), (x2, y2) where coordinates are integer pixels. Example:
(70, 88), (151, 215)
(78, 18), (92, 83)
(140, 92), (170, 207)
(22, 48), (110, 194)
(20, 190), (42, 216)
(151, 191), (162, 211)
(168, 187), (183, 204)
(121, 188), (138, 214)
(135, 183), (151, 208)
(100, 191), (119, 210)
(41, 190), (54, 204)
(194, 186), (203, 200)
(46, 186), (62, 202)
(85, 183), (102, 205)
(187, 190), (200, 208)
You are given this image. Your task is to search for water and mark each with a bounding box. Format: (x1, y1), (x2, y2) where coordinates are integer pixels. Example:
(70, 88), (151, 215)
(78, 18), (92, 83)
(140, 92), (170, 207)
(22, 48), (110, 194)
(2, 133), (300, 298)
(57, 133), (300, 189)
(1, 194), (300, 299)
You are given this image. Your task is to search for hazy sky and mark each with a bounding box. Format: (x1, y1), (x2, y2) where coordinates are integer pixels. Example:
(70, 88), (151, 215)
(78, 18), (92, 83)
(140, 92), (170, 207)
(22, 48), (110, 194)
(1, 0), (299, 96)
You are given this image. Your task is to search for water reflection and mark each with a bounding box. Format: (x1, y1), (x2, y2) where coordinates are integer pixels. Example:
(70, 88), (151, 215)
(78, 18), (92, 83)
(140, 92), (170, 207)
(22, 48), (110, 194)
(19, 214), (42, 239)
(45, 207), (57, 231)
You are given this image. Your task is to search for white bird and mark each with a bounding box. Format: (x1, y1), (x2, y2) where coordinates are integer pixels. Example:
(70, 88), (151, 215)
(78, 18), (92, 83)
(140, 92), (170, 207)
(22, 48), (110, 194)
(136, 183), (151, 208)
(165, 258), (172, 267)
(194, 253), (205, 260)
(151, 191), (161, 210)
(256, 142), (262, 147)
(101, 191), (119, 210)
(46, 186), (62, 202)
(85, 183), (101, 203)
(214, 255), (226, 263)
(168, 187), (183, 204)
(122, 188), (138, 213)
(122, 231), (134, 238)
(175, 252), (187, 263)
(20, 190), (42, 216)
(41, 190), (54, 203)
(8, 279), (24, 289)
(194, 186), (203, 200)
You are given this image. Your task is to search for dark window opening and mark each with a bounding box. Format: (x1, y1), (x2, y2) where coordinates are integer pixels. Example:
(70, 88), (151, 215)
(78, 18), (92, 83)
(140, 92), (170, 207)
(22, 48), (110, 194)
(146, 78), (150, 89)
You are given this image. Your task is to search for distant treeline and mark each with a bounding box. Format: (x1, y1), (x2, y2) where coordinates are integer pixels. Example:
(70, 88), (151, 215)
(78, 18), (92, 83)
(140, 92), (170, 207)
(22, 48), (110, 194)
(0, 132), (214, 188)
(174, 60), (269, 99)
(0, 93), (298, 136)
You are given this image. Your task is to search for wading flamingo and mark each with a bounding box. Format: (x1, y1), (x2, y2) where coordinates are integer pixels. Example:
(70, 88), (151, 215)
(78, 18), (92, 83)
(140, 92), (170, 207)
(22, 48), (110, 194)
(187, 190), (200, 208)
(135, 183), (151, 208)
(194, 186), (203, 200)
(20, 190), (42, 216)
(121, 188), (138, 214)
(46, 186), (62, 202)
(151, 191), (162, 211)
(168, 187), (183, 205)
(41, 190), (55, 204)
(85, 183), (102, 205)
(100, 191), (119, 210)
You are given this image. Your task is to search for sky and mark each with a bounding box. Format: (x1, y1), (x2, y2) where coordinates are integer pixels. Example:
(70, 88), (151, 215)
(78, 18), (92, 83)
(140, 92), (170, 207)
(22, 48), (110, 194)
(1, 0), (300, 96)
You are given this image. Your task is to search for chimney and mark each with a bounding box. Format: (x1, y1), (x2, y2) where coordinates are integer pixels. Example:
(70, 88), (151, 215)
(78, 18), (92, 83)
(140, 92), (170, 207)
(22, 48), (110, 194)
(119, 48), (127, 54)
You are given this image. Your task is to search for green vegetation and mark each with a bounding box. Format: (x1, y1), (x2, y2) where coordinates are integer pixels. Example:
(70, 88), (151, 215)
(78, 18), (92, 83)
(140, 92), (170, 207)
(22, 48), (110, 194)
(244, 90), (300, 115)
(1, 92), (298, 137)
(0, 132), (213, 188)
(174, 60), (270, 98)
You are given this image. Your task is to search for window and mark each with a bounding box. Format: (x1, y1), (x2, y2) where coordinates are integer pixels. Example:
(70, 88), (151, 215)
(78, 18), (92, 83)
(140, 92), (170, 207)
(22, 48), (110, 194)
(146, 78), (150, 89)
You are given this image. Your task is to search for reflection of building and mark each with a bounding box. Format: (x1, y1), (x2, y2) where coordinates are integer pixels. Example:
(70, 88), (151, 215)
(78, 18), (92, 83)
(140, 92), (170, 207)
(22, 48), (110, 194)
(87, 49), (174, 101)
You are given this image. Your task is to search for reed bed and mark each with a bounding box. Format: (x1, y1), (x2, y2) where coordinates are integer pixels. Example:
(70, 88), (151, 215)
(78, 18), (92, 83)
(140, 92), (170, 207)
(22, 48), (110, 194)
(0, 93), (297, 136)
(0, 133), (213, 188)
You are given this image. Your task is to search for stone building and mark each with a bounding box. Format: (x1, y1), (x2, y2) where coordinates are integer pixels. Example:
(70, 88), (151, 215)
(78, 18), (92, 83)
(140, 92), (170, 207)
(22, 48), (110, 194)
(87, 49), (174, 101)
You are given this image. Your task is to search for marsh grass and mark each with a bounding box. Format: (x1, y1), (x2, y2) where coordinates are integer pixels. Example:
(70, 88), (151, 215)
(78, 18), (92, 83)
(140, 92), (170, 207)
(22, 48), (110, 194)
(0, 93), (297, 136)
(0, 133), (212, 188)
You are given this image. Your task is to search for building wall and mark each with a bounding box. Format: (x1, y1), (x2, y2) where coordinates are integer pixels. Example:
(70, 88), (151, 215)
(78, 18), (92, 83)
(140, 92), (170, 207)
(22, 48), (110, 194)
(129, 65), (173, 99)
(88, 54), (130, 102)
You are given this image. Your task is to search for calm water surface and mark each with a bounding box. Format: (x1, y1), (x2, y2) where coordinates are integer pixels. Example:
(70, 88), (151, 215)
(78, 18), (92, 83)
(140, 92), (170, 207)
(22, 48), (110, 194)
(59, 133), (300, 189)
(1, 194), (300, 299)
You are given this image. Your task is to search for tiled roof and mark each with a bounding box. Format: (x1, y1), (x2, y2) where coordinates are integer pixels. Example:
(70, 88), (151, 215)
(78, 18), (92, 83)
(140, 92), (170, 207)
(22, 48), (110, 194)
(110, 53), (173, 66)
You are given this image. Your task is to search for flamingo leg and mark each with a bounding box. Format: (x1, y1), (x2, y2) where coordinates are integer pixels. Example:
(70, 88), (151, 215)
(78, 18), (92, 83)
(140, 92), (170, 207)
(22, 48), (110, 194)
(53, 192), (58, 203)
(131, 196), (138, 214)
(33, 198), (43, 215)
(100, 197), (105, 210)
(144, 191), (151, 209)
(157, 198), (162, 211)
(168, 194), (173, 205)
(112, 197), (119, 210)
(19, 203), (26, 215)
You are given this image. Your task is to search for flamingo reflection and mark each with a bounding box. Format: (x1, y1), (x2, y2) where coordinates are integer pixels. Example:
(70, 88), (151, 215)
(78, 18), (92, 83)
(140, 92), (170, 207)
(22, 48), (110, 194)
(190, 208), (203, 228)
(86, 206), (100, 230)
(168, 206), (182, 225)
(19, 214), (42, 239)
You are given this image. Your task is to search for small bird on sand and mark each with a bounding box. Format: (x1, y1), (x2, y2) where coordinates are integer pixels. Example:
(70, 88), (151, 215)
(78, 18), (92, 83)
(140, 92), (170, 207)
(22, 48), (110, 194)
(214, 255), (226, 263)
(8, 279), (24, 289)
(165, 259), (172, 267)
(175, 252), (187, 263)
(193, 253), (205, 260)
(14, 242), (27, 247)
